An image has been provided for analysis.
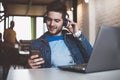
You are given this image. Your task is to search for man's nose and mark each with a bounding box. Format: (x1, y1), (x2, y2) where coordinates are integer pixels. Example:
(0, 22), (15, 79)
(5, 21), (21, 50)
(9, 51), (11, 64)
(50, 21), (55, 26)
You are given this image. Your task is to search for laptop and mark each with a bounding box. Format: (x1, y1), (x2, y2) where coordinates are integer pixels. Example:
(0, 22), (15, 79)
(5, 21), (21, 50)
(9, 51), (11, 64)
(58, 26), (120, 73)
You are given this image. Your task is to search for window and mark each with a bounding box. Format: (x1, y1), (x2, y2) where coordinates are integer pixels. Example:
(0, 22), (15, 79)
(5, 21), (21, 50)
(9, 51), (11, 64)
(13, 16), (31, 41)
(1, 16), (48, 41)
(36, 17), (47, 38)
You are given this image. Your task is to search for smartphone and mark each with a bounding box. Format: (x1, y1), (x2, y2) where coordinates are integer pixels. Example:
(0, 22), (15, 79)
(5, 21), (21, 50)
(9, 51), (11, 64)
(30, 50), (40, 58)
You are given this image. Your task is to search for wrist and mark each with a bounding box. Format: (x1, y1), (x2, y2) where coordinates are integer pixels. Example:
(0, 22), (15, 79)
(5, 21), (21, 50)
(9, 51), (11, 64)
(73, 30), (82, 37)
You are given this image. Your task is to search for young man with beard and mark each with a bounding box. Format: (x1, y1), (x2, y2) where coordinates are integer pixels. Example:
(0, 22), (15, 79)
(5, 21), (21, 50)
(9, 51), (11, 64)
(28, 1), (93, 69)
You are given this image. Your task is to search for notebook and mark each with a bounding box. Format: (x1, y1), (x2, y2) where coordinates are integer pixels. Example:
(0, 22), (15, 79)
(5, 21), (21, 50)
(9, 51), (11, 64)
(58, 26), (120, 73)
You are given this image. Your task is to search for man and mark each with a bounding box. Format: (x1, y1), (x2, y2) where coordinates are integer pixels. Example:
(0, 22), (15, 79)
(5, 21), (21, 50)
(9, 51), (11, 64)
(3, 20), (19, 47)
(28, 1), (93, 69)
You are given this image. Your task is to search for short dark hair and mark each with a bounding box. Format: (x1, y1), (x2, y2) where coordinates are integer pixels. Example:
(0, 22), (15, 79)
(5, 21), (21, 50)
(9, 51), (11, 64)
(47, 1), (67, 19)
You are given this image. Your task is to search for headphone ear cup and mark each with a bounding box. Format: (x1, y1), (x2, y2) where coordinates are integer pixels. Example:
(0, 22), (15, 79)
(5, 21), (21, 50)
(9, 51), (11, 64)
(63, 13), (69, 26)
(44, 16), (47, 23)
(63, 18), (68, 26)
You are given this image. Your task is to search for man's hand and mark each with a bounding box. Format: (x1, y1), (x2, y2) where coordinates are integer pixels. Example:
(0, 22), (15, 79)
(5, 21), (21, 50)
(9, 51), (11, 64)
(28, 55), (45, 69)
(65, 19), (80, 34)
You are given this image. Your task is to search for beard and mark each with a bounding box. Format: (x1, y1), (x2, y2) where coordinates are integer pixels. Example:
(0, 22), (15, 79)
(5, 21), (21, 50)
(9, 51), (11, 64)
(48, 27), (63, 36)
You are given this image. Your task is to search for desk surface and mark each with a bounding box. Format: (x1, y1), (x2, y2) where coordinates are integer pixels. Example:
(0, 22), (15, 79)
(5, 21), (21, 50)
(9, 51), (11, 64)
(7, 68), (120, 80)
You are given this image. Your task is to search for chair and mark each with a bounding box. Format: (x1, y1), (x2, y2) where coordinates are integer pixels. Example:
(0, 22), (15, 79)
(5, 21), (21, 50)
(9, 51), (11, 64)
(0, 44), (29, 80)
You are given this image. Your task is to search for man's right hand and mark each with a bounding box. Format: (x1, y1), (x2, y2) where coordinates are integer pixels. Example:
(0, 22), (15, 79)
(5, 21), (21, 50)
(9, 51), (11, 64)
(28, 55), (45, 69)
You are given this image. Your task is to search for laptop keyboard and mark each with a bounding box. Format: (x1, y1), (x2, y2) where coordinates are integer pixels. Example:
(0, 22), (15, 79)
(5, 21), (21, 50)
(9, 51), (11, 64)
(58, 63), (87, 72)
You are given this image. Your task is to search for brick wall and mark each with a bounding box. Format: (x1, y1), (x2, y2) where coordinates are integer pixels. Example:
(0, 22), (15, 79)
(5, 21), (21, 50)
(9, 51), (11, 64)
(77, 0), (120, 44)
(95, 0), (120, 33)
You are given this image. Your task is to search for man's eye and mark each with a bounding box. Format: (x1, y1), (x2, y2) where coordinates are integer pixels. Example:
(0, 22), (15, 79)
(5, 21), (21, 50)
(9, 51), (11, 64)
(55, 20), (60, 23)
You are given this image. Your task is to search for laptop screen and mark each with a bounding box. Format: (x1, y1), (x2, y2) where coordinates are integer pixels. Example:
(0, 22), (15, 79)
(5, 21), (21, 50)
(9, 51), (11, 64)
(86, 26), (120, 72)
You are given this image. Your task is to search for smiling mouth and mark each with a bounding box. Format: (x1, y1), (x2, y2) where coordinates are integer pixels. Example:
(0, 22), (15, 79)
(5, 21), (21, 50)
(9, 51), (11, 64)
(48, 27), (56, 31)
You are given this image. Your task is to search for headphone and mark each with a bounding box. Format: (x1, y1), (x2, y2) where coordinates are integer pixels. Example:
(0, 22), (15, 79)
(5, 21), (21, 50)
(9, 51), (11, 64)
(43, 13), (69, 26)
